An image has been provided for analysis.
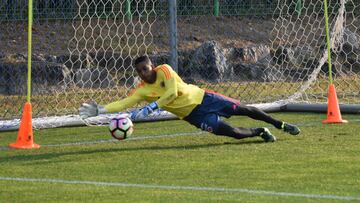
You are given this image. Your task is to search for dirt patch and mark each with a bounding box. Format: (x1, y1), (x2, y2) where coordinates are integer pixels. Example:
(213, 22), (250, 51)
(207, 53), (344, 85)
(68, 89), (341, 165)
(0, 16), (274, 56)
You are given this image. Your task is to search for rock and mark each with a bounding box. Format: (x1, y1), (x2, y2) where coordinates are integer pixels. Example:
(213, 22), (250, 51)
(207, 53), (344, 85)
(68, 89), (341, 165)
(32, 53), (47, 62)
(229, 44), (270, 64)
(339, 56), (360, 74)
(233, 62), (284, 82)
(74, 68), (115, 88)
(57, 53), (95, 70)
(149, 53), (170, 66)
(343, 28), (360, 53)
(90, 51), (132, 71)
(0, 59), (70, 95)
(273, 46), (294, 65)
(188, 40), (229, 82)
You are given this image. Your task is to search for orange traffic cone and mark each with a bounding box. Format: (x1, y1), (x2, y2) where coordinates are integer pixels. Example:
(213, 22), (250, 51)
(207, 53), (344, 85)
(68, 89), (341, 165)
(9, 102), (40, 149)
(322, 84), (348, 124)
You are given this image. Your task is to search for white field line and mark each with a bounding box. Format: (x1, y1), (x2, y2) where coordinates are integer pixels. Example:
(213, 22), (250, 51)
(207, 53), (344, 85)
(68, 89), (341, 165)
(0, 176), (359, 201)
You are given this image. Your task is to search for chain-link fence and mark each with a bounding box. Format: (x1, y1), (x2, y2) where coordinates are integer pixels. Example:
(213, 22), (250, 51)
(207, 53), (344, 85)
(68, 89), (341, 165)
(0, 0), (277, 21)
(1, 0), (360, 124)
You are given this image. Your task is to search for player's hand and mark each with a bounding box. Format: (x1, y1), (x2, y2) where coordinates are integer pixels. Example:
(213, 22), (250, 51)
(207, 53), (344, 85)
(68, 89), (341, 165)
(79, 101), (107, 119)
(130, 109), (140, 120)
(130, 102), (158, 120)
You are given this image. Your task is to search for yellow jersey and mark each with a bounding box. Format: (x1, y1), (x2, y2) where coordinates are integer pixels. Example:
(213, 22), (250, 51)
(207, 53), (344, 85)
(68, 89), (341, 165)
(104, 64), (205, 119)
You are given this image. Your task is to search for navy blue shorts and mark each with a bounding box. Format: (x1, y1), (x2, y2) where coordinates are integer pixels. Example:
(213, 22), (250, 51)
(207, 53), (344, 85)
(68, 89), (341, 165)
(183, 91), (240, 133)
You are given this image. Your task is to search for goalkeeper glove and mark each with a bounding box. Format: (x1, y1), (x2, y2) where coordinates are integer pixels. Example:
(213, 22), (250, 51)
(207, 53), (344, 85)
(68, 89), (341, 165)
(79, 101), (107, 119)
(130, 102), (158, 120)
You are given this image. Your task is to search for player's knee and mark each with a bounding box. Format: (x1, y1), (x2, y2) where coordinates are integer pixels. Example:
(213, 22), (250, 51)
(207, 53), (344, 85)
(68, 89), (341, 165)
(235, 105), (254, 115)
(246, 106), (259, 114)
(200, 122), (216, 133)
(199, 114), (220, 134)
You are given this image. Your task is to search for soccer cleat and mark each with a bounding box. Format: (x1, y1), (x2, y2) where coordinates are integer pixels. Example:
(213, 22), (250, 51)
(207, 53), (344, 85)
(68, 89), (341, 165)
(260, 128), (276, 142)
(282, 122), (300, 135)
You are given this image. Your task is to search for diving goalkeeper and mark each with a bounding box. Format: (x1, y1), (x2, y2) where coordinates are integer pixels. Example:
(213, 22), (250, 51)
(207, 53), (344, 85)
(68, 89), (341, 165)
(79, 55), (300, 142)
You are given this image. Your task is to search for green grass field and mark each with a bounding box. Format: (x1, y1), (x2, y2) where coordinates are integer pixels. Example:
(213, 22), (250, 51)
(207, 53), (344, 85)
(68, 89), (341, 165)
(1, 112), (360, 203)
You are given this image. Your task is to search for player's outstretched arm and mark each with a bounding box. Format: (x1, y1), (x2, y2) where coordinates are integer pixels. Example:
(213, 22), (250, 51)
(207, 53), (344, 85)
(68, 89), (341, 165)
(79, 101), (107, 119)
(130, 102), (158, 120)
(79, 94), (143, 119)
(79, 83), (145, 119)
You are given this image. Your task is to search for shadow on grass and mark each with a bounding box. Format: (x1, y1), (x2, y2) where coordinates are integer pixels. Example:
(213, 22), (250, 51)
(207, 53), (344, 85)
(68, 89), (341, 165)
(0, 139), (266, 163)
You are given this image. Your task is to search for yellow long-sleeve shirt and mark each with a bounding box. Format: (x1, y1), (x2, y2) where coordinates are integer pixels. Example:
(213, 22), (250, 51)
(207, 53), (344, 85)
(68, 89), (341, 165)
(104, 64), (205, 119)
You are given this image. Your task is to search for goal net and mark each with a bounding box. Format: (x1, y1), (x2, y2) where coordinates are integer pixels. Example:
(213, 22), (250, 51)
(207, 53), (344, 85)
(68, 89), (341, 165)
(268, 0), (360, 105)
(0, 0), (359, 131)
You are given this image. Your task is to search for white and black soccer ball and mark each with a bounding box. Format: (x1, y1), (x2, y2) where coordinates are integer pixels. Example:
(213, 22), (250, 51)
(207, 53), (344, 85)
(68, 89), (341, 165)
(109, 116), (134, 140)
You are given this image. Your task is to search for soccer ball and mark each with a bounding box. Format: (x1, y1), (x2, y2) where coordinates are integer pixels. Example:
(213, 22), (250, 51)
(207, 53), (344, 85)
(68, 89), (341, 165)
(109, 116), (134, 140)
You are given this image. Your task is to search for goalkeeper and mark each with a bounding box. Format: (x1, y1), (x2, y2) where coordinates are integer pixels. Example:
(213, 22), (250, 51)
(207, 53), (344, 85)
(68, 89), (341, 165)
(79, 55), (300, 142)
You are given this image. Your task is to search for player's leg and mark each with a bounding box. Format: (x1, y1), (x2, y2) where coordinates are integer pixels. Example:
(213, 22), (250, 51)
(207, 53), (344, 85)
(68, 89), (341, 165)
(215, 120), (276, 142)
(233, 104), (300, 135)
(201, 91), (300, 135)
(184, 113), (276, 142)
(233, 104), (283, 128)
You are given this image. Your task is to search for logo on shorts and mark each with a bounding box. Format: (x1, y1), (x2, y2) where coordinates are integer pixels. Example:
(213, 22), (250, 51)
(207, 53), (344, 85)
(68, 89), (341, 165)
(201, 123), (213, 132)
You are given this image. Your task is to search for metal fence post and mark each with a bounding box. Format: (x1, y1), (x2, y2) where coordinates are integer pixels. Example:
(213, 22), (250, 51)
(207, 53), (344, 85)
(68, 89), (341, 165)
(168, 0), (178, 72)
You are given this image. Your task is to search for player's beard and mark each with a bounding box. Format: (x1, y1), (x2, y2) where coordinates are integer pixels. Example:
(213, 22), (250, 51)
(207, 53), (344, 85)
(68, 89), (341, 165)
(143, 72), (156, 84)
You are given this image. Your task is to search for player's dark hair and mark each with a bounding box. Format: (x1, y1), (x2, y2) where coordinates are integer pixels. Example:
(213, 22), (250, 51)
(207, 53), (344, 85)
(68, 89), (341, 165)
(134, 55), (151, 66)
